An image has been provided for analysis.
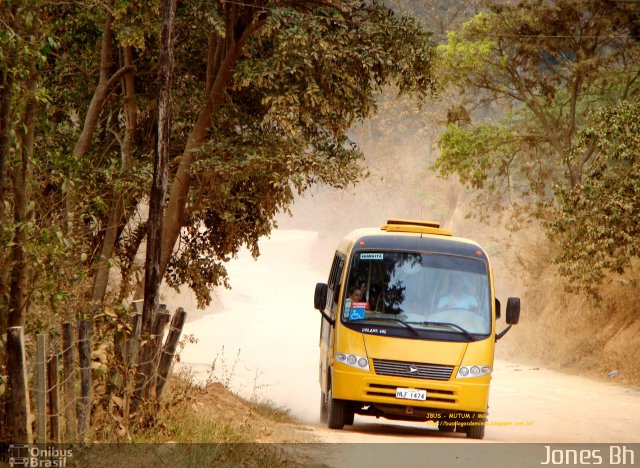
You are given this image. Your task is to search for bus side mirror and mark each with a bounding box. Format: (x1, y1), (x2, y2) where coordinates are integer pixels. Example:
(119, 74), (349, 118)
(495, 298), (501, 320)
(314, 283), (328, 310)
(496, 297), (520, 341)
(314, 282), (335, 326)
(506, 297), (520, 325)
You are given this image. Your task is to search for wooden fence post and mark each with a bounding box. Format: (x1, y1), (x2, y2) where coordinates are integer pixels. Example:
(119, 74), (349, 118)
(114, 323), (126, 368)
(36, 333), (47, 444)
(7, 326), (33, 443)
(149, 306), (171, 396)
(77, 320), (92, 440)
(130, 305), (170, 414)
(62, 322), (76, 441)
(156, 308), (187, 401)
(126, 309), (142, 369)
(47, 346), (61, 443)
(122, 309), (141, 420)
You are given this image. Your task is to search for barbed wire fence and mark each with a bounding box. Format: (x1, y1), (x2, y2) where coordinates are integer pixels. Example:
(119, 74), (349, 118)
(5, 305), (187, 444)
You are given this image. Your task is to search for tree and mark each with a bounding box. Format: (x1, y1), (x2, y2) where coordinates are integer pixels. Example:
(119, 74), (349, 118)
(433, 0), (640, 213)
(155, 1), (436, 306)
(0, 0), (437, 438)
(0, 1), (47, 331)
(2, 0), (437, 328)
(548, 98), (640, 293)
(389, 0), (483, 39)
(133, 0), (178, 411)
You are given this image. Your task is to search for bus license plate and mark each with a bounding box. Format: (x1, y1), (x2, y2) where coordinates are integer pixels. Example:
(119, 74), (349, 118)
(396, 388), (427, 401)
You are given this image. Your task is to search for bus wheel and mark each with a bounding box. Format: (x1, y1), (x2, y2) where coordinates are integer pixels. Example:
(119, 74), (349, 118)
(344, 410), (354, 426)
(320, 392), (328, 423)
(465, 413), (486, 439)
(437, 421), (455, 433)
(327, 387), (346, 429)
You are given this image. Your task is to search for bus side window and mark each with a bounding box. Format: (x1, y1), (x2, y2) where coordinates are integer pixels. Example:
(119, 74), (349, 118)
(321, 253), (344, 343)
(327, 254), (345, 313)
(327, 255), (339, 304)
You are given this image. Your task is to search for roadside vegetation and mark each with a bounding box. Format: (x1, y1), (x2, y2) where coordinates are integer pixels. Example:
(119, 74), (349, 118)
(1, 0), (436, 444)
(2, 0), (640, 450)
(75, 375), (320, 467)
(437, 0), (640, 386)
(397, 0), (640, 386)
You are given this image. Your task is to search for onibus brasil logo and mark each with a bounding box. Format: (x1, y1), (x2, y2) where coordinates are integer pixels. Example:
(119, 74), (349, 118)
(8, 445), (73, 467)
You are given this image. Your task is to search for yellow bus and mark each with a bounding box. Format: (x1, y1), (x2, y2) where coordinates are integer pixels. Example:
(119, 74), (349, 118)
(313, 219), (520, 439)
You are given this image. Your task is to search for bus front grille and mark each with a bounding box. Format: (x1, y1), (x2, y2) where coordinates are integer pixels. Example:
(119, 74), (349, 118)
(372, 358), (454, 381)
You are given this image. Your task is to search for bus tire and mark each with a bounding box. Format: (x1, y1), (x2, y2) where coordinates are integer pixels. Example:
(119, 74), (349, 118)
(344, 410), (354, 426)
(438, 421), (455, 433)
(465, 413), (486, 439)
(320, 392), (328, 423)
(327, 387), (346, 429)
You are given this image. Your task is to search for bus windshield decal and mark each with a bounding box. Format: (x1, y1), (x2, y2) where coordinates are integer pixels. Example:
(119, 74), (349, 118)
(348, 302), (368, 320)
(360, 253), (384, 260)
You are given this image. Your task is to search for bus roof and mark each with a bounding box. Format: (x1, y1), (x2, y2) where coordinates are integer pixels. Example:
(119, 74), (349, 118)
(336, 219), (487, 260)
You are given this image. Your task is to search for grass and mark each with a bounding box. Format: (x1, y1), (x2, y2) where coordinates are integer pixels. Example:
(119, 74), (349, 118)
(75, 373), (318, 467)
(77, 335), (322, 468)
(249, 398), (294, 424)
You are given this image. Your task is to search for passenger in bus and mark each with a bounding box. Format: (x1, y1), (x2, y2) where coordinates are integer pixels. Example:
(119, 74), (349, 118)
(437, 276), (478, 311)
(347, 287), (368, 319)
(348, 287), (364, 302)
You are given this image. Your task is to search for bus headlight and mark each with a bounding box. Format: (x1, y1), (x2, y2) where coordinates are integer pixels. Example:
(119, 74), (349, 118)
(335, 353), (370, 371)
(456, 365), (491, 379)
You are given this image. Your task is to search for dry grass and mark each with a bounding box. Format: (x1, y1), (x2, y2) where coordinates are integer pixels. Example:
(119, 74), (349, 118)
(75, 375), (321, 467)
(496, 237), (640, 386)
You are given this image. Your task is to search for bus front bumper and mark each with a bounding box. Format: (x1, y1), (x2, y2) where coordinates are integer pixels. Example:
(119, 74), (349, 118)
(332, 367), (490, 414)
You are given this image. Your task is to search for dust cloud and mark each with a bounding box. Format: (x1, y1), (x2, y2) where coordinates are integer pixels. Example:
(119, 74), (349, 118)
(161, 229), (326, 422)
(160, 130), (528, 424)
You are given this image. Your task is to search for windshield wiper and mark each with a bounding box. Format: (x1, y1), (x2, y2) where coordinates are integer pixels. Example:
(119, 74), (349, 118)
(408, 321), (477, 341)
(435, 322), (478, 341)
(407, 320), (447, 328)
(364, 317), (420, 336)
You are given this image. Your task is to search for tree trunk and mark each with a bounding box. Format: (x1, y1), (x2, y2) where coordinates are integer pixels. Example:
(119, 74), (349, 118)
(8, 62), (37, 328)
(131, 0), (177, 413)
(0, 1), (18, 353)
(158, 28), (257, 277)
(67, 0), (131, 259)
(90, 195), (125, 312)
(72, 0), (116, 159)
(89, 46), (137, 312)
(142, 0), (177, 338)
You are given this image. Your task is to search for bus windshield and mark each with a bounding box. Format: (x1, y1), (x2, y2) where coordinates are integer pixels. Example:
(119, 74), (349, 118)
(342, 251), (491, 335)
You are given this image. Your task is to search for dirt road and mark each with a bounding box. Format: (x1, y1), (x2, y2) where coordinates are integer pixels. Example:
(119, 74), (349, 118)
(303, 359), (640, 443)
(163, 229), (640, 447)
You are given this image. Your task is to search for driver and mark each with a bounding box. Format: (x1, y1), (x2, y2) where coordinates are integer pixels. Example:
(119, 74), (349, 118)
(438, 276), (478, 311)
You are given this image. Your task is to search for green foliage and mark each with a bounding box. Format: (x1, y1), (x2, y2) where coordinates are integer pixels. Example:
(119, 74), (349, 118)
(2, 0), (437, 319)
(435, 123), (516, 190)
(437, 16), (495, 77)
(112, 0), (160, 49)
(434, 0), (640, 213)
(548, 99), (640, 293)
(429, 0), (640, 289)
(165, 2), (436, 307)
